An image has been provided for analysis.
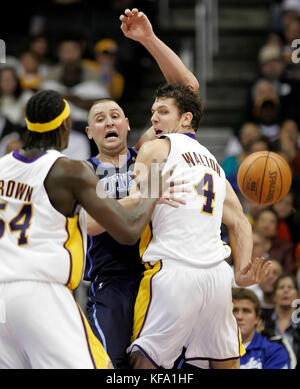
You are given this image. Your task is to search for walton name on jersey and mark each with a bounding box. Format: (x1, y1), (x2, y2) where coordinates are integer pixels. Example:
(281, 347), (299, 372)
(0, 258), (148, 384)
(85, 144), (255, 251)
(0, 179), (34, 202)
(181, 151), (221, 177)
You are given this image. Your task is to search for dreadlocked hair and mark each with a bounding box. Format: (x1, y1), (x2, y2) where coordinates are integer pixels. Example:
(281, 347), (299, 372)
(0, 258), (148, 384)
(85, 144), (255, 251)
(24, 90), (65, 150)
(154, 83), (204, 132)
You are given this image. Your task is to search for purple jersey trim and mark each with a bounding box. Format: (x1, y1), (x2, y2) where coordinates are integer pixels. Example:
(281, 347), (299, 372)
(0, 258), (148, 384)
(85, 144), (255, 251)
(12, 149), (47, 163)
(184, 133), (197, 140)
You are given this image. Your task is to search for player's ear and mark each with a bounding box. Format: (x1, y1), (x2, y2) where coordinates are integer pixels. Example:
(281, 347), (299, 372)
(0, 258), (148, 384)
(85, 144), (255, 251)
(183, 112), (193, 127)
(86, 126), (93, 139)
(126, 118), (130, 132)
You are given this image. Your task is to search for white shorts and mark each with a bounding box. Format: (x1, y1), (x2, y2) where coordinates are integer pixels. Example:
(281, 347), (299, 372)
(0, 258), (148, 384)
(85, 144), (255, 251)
(127, 260), (244, 369)
(0, 281), (112, 369)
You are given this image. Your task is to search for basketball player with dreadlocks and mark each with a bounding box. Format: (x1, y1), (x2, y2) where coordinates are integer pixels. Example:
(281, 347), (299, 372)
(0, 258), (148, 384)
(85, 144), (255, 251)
(0, 89), (167, 369)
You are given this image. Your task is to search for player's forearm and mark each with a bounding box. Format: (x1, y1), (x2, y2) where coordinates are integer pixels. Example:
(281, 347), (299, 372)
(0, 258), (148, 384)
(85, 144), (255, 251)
(123, 197), (157, 244)
(139, 34), (199, 90)
(228, 215), (253, 275)
(86, 196), (139, 236)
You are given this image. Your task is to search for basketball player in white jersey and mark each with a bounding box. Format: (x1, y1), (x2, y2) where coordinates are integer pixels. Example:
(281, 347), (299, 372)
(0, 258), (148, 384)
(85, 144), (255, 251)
(126, 84), (272, 369)
(0, 89), (168, 369)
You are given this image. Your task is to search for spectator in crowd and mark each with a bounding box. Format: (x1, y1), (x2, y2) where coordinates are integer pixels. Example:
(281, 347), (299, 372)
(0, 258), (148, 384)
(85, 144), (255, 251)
(224, 122), (261, 160)
(92, 39), (125, 101)
(222, 134), (271, 195)
(42, 37), (107, 122)
(27, 34), (52, 76)
(0, 112), (23, 158)
(0, 67), (33, 125)
(281, 0), (300, 31)
(272, 120), (300, 192)
(18, 51), (42, 91)
(253, 208), (296, 274)
(232, 287), (291, 369)
(272, 189), (300, 246)
(262, 273), (300, 367)
(247, 258), (283, 322)
(246, 44), (300, 129)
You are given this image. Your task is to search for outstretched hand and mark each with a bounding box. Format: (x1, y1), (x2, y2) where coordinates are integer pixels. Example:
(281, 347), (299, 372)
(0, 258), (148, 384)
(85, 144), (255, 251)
(120, 8), (154, 42)
(235, 257), (272, 287)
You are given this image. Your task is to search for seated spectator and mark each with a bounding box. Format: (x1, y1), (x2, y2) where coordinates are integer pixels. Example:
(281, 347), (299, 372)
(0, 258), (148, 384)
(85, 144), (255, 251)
(222, 134), (271, 194)
(272, 189), (300, 246)
(248, 258), (283, 322)
(241, 197), (268, 226)
(245, 44), (300, 128)
(42, 37), (108, 121)
(253, 208), (296, 274)
(232, 287), (291, 369)
(18, 51), (42, 91)
(0, 113), (23, 157)
(27, 34), (52, 77)
(272, 119), (300, 187)
(224, 122), (261, 158)
(0, 66), (33, 125)
(93, 38), (125, 101)
(262, 273), (300, 367)
(281, 0), (300, 30)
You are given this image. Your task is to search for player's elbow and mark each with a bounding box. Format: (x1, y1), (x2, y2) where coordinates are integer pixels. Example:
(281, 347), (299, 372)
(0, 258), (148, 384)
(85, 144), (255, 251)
(190, 78), (200, 92)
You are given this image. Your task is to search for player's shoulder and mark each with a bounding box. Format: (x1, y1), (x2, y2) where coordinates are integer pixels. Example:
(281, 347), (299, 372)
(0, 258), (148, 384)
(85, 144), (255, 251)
(49, 156), (92, 180)
(138, 138), (170, 159)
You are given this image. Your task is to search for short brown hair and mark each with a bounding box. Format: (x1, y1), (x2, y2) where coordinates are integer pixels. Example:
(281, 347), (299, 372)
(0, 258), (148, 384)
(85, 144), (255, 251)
(232, 287), (261, 317)
(154, 83), (204, 131)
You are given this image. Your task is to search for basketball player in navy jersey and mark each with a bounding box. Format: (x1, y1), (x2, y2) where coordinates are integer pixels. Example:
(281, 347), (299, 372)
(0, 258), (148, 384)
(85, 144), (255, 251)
(82, 8), (199, 368)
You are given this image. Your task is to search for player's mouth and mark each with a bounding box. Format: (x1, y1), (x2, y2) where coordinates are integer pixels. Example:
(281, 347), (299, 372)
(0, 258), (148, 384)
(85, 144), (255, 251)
(105, 130), (119, 139)
(154, 129), (164, 138)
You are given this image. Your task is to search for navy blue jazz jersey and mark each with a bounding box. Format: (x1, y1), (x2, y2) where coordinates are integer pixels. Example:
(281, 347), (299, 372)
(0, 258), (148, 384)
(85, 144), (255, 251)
(84, 147), (145, 368)
(84, 147), (145, 282)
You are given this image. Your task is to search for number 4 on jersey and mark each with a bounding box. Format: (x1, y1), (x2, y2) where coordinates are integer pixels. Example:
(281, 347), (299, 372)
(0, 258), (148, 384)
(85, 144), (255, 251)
(194, 173), (215, 215)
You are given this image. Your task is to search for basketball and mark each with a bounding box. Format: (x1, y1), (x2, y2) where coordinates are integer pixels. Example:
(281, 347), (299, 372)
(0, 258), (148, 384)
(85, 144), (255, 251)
(237, 151), (292, 206)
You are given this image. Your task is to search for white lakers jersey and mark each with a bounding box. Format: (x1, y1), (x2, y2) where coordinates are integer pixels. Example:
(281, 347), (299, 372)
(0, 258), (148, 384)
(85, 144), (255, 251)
(0, 149), (87, 289)
(142, 133), (231, 267)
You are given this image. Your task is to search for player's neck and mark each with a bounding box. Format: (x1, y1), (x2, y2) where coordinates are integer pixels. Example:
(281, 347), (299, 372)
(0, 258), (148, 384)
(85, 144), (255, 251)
(96, 146), (129, 167)
(19, 146), (56, 159)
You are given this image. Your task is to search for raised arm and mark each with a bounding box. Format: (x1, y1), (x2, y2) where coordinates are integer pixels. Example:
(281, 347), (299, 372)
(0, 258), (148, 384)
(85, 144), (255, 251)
(222, 180), (271, 286)
(120, 8), (199, 91)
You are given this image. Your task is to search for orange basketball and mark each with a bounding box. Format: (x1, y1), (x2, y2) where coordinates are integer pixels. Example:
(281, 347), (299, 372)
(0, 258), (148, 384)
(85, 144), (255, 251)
(237, 151), (292, 206)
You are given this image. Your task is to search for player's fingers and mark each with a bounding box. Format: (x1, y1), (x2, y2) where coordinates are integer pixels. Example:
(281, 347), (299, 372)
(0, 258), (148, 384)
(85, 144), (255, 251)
(131, 8), (139, 15)
(262, 260), (272, 277)
(252, 257), (265, 282)
(124, 8), (134, 18)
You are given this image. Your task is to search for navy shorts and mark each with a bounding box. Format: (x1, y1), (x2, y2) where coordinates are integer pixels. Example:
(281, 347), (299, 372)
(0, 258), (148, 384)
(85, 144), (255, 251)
(86, 275), (141, 369)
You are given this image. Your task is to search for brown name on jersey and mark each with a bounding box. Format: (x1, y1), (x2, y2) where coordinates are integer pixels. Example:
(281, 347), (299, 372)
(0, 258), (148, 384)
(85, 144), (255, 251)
(181, 152), (221, 177)
(0, 180), (33, 202)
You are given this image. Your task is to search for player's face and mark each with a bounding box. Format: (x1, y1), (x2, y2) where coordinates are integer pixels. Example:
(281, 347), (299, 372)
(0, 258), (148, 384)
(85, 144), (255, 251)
(151, 97), (184, 138)
(87, 101), (129, 152)
(274, 277), (298, 308)
(233, 299), (259, 343)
